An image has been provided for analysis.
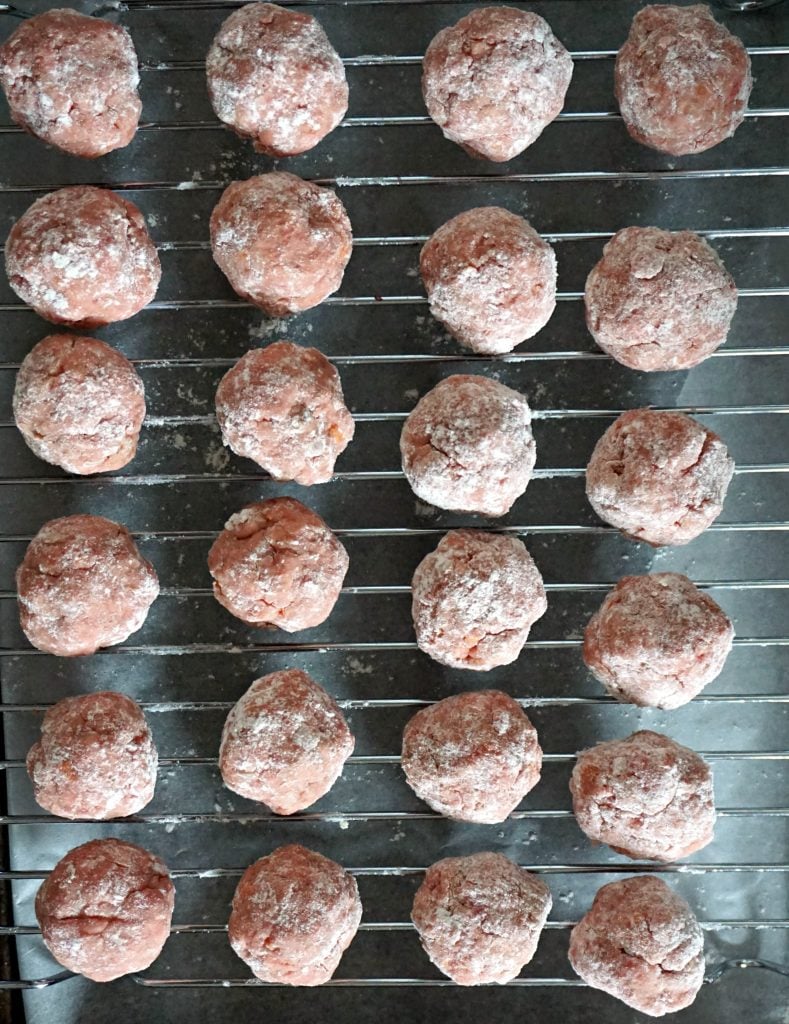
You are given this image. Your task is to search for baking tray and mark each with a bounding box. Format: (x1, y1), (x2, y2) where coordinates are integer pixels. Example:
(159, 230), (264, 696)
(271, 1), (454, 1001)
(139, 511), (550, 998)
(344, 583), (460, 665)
(0, 1), (787, 1022)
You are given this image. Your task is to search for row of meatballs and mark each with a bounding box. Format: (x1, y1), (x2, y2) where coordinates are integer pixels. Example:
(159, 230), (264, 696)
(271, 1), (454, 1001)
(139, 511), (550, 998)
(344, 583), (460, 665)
(0, 4), (752, 162)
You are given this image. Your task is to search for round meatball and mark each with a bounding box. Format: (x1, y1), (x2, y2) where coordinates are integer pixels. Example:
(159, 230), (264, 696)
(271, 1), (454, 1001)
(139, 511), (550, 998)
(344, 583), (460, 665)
(206, 2), (347, 157)
(412, 530), (547, 671)
(27, 691), (157, 820)
(228, 844), (361, 985)
(17, 514), (159, 657)
(422, 7), (573, 163)
(585, 409), (734, 546)
(585, 227), (737, 371)
(13, 334), (146, 475)
(402, 690), (542, 823)
(220, 669), (354, 814)
(207, 497), (348, 631)
(584, 573), (734, 709)
(570, 730), (716, 862)
(615, 4), (752, 156)
(5, 186), (161, 328)
(0, 8), (141, 159)
(569, 875), (705, 1016)
(215, 341), (354, 484)
(35, 839), (174, 983)
(400, 375), (536, 516)
(210, 172), (352, 316)
(420, 207), (557, 355)
(412, 852), (552, 985)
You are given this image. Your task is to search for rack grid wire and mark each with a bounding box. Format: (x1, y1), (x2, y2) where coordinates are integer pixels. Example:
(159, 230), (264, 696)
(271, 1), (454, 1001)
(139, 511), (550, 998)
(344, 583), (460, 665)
(0, 1), (787, 1022)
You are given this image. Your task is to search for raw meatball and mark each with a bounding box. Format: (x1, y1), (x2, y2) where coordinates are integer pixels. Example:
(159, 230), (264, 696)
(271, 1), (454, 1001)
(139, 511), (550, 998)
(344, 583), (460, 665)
(210, 172), (352, 316)
(35, 839), (174, 983)
(0, 8), (141, 159)
(569, 875), (705, 1016)
(207, 497), (348, 631)
(402, 690), (542, 823)
(228, 844), (361, 985)
(422, 7), (573, 162)
(400, 375), (536, 516)
(570, 730), (716, 861)
(220, 669), (354, 814)
(206, 2), (347, 157)
(585, 227), (737, 371)
(27, 691), (157, 820)
(13, 334), (146, 475)
(411, 852), (552, 985)
(5, 186), (161, 327)
(411, 530), (547, 671)
(215, 341), (354, 484)
(584, 573), (734, 709)
(420, 207), (557, 355)
(17, 514), (159, 657)
(615, 4), (752, 156)
(585, 409), (734, 546)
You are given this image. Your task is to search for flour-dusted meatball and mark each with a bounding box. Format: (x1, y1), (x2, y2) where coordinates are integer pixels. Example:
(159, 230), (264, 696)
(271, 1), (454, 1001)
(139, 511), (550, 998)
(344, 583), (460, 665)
(584, 573), (734, 709)
(207, 497), (348, 631)
(215, 341), (354, 484)
(27, 691), (157, 820)
(422, 7), (572, 162)
(570, 731), (715, 862)
(615, 4), (752, 156)
(400, 375), (536, 516)
(569, 875), (705, 1016)
(229, 844), (361, 985)
(210, 172), (352, 316)
(420, 207), (557, 355)
(5, 186), (161, 328)
(412, 852), (552, 985)
(585, 409), (734, 546)
(585, 227), (737, 371)
(17, 515), (159, 657)
(35, 839), (174, 983)
(13, 334), (146, 475)
(402, 691), (542, 823)
(206, 2), (347, 157)
(220, 669), (354, 814)
(411, 530), (546, 671)
(0, 8), (141, 159)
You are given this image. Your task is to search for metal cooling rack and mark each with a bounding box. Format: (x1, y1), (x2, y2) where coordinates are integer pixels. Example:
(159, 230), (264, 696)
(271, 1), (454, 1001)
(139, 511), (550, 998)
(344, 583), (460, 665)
(0, 1), (787, 1021)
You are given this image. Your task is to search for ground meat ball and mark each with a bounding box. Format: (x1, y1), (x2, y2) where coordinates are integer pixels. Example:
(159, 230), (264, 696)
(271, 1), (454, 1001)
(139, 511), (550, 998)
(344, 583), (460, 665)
(569, 875), (705, 1016)
(411, 530), (547, 671)
(422, 7), (572, 162)
(400, 375), (536, 516)
(584, 227), (737, 371)
(210, 172), (352, 316)
(584, 573), (734, 709)
(17, 514), (159, 657)
(13, 334), (146, 475)
(5, 186), (161, 328)
(585, 409), (734, 546)
(228, 844), (361, 985)
(0, 9), (141, 159)
(615, 4), (752, 156)
(207, 497), (348, 631)
(411, 852), (552, 985)
(402, 690), (542, 823)
(35, 839), (174, 983)
(27, 692), (157, 820)
(220, 669), (354, 814)
(215, 341), (354, 484)
(206, 3), (347, 157)
(420, 207), (557, 355)
(570, 730), (716, 862)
